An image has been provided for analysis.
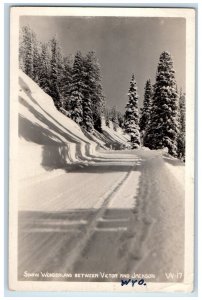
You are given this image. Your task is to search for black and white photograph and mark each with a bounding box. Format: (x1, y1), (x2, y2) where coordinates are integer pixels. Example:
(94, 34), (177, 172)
(9, 7), (195, 292)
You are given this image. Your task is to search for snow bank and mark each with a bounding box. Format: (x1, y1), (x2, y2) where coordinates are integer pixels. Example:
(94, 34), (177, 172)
(18, 70), (98, 180)
(162, 152), (185, 187)
(18, 71), (129, 181)
(101, 123), (130, 150)
(164, 160), (185, 187)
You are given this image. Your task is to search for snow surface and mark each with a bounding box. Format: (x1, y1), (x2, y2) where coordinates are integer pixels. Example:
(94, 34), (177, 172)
(18, 149), (185, 282)
(102, 122), (130, 149)
(164, 156), (185, 187)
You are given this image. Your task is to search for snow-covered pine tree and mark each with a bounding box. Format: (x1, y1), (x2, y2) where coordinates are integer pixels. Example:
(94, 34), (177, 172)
(68, 51), (84, 125)
(19, 26), (34, 78)
(144, 51), (180, 156)
(85, 51), (105, 133)
(38, 42), (51, 94)
(177, 90), (186, 160)
(111, 106), (119, 131)
(80, 54), (95, 133)
(124, 74), (140, 148)
(59, 56), (73, 113)
(104, 107), (110, 127)
(31, 31), (41, 84)
(94, 83), (105, 133)
(139, 79), (153, 144)
(56, 44), (65, 101)
(117, 111), (124, 128)
(49, 37), (61, 110)
(19, 27), (25, 71)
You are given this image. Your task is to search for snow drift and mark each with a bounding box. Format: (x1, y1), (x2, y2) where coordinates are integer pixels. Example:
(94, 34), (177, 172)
(18, 70), (129, 180)
(18, 70), (95, 180)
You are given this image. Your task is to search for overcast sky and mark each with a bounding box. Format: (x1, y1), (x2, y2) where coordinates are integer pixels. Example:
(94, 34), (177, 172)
(21, 16), (186, 112)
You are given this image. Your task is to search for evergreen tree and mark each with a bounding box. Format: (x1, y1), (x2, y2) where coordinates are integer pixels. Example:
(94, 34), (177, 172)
(19, 26), (41, 83)
(49, 37), (61, 110)
(19, 27), (25, 71)
(68, 51), (84, 125)
(19, 26), (34, 78)
(94, 83), (105, 133)
(144, 51), (180, 156)
(85, 51), (105, 133)
(38, 42), (51, 94)
(139, 79), (153, 143)
(111, 106), (119, 131)
(177, 90), (186, 159)
(59, 56), (73, 112)
(117, 111), (124, 128)
(32, 31), (41, 84)
(81, 54), (95, 133)
(56, 44), (65, 96)
(124, 74), (140, 148)
(104, 107), (110, 127)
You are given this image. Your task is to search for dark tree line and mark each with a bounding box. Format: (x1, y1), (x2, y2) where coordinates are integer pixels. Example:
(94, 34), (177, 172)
(19, 26), (105, 133)
(104, 106), (124, 131)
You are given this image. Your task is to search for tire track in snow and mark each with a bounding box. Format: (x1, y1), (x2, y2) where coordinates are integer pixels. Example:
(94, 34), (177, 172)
(59, 163), (138, 273)
(119, 154), (155, 269)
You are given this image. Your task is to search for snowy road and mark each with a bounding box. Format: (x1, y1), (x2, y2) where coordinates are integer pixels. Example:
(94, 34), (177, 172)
(18, 149), (185, 282)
